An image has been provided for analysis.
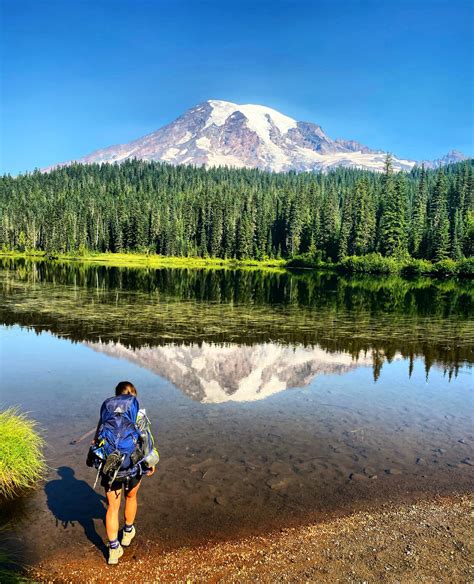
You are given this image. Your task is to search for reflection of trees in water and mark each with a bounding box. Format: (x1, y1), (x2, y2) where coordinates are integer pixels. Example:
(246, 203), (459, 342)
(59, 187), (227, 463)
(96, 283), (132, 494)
(1, 258), (472, 380)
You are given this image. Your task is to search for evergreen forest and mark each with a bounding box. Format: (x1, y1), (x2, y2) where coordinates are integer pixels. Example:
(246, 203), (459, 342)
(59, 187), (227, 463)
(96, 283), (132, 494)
(1, 156), (472, 263)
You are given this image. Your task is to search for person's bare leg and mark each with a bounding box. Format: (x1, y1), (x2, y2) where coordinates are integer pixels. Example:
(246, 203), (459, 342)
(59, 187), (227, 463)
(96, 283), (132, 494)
(124, 481), (141, 526)
(105, 488), (122, 541)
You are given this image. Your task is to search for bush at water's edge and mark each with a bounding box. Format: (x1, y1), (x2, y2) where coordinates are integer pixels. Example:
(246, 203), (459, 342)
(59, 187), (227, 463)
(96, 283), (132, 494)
(339, 254), (474, 278)
(0, 409), (46, 501)
(287, 252), (474, 278)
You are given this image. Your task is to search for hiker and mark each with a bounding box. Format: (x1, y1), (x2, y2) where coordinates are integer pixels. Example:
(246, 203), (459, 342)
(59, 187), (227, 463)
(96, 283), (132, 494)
(88, 380), (159, 565)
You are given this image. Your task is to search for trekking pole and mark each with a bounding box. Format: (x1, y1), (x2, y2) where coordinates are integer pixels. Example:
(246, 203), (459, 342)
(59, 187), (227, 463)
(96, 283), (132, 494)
(93, 462), (103, 489)
(70, 428), (96, 445)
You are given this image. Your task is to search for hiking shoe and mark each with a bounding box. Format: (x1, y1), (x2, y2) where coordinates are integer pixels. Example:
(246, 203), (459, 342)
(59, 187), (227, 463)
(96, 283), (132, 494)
(103, 450), (123, 475)
(121, 525), (136, 547)
(108, 543), (124, 565)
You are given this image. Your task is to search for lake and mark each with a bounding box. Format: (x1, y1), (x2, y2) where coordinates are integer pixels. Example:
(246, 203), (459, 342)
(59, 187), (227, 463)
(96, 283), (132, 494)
(0, 257), (473, 565)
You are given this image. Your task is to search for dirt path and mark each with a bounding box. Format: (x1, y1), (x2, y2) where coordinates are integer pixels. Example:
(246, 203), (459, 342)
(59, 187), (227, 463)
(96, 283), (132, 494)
(28, 494), (473, 583)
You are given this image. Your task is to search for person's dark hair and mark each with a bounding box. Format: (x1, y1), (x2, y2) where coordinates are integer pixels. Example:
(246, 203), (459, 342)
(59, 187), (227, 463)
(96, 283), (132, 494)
(115, 381), (137, 396)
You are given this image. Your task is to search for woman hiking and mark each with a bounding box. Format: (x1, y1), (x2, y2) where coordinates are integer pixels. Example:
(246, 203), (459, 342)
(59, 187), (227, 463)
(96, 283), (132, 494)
(89, 381), (158, 565)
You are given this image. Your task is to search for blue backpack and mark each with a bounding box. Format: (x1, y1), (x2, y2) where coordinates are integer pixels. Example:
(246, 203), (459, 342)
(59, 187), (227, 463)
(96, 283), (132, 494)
(97, 394), (141, 472)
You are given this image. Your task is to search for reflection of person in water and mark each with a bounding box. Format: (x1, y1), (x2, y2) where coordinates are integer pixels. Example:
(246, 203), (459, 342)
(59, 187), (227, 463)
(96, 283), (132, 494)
(44, 466), (106, 551)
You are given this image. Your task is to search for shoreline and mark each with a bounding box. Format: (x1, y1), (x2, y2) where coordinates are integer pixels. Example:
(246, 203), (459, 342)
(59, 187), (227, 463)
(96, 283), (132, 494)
(26, 493), (473, 583)
(0, 251), (289, 272)
(1, 250), (472, 279)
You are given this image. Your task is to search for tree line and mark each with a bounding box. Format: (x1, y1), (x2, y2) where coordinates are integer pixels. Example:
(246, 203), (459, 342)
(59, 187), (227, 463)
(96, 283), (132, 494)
(1, 256), (471, 379)
(0, 157), (472, 261)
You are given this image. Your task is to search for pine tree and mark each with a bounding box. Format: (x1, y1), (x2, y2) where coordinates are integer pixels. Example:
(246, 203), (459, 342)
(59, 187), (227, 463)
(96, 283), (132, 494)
(287, 197), (303, 256)
(450, 209), (463, 260)
(236, 199), (254, 259)
(379, 156), (408, 257)
(319, 187), (339, 260)
(352, 177), (375, 255)
(338, 193), (352, 260)
(411, 164), (427, 257)
(209, 204), (223, 258)
(462, 166), (474, 256)
(429, 170), (450, 261)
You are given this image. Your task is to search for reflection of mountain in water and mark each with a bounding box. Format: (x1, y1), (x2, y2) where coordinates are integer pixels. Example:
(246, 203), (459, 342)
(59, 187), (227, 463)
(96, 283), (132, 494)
(1, 258), (472, 379)
(86, 341), (374, 402)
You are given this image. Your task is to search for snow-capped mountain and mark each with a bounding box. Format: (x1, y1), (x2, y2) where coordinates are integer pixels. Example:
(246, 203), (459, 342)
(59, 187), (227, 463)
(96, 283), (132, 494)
(421, 149), (468, 169)
(50, 100), (468, 173)
(85, 340), (374, 403)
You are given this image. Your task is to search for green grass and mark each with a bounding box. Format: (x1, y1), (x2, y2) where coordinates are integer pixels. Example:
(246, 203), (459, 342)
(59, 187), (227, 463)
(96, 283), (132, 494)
(0, 250), (287, 272)
(0, 409), (46, 500)
(0, 535), (34, 583)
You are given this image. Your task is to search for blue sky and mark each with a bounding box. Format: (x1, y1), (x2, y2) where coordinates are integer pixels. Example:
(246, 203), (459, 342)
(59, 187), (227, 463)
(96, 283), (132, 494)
(1, 0), (472, 174)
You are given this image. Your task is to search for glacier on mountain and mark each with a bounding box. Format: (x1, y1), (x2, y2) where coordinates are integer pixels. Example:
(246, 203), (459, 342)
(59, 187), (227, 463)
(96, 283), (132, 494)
(47, 99), (467, 174)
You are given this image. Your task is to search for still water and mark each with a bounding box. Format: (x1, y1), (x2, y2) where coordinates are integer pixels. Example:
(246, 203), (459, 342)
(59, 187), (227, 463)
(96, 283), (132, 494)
(0, 258), (472, 563)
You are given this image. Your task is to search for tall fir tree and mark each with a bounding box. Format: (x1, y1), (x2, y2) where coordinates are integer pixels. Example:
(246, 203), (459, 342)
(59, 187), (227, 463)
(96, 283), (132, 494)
(351, 177), (375, 255)
(411, 164), (427, 257)
(338, 192), (352, 260)
(428, 170), (450, 261)
(379, 155), (408, 257)
(319, 186), (339, 260)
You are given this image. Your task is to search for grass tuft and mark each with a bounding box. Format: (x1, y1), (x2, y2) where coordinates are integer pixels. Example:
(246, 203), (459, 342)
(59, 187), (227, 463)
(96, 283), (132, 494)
(0, 408), (46, 500)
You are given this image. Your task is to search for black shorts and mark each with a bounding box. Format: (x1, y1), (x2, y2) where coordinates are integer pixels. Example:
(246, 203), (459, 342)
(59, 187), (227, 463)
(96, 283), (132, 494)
(101, 472), (142, 493)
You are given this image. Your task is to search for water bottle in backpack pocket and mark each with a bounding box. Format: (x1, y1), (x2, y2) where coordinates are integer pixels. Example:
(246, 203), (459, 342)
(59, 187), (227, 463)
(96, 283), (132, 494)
(136, 408), (160, 469)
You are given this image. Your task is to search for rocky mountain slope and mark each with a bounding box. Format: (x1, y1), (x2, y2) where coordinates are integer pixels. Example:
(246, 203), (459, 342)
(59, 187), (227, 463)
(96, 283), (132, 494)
(50, 100), (467, 173)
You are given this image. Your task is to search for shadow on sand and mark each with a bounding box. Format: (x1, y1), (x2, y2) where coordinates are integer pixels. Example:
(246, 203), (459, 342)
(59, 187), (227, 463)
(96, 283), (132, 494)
(45, 466), (107, 556)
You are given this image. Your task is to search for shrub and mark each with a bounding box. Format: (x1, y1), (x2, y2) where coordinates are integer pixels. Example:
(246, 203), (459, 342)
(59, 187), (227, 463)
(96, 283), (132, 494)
(0, 408), (46, 500)
(457, 257), (474, 278)
(339, 253), (399, 274)
(431, 259), (459, 278)
(286, 255), (315, 268)
(286, 252), (325, 269)
(400, 259), (433, 277)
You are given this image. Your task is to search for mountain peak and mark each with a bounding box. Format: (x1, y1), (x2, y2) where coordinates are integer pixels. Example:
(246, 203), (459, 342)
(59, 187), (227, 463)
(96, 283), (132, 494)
(47, 101), (467, 174)
(421, 149), (468, 169)
(203, 99), (298, 140)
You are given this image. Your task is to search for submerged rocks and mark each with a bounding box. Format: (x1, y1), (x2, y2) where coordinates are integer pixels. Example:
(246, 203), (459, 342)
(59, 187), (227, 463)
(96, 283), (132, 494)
(266, 477), (291, 491)
(349, 473), (367, 482)
(385, 468), (403, 475)
(190, 458), (214, 473)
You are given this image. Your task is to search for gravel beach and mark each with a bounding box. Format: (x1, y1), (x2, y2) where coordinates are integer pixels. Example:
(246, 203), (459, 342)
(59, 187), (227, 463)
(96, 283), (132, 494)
(28, 494), (473, 583)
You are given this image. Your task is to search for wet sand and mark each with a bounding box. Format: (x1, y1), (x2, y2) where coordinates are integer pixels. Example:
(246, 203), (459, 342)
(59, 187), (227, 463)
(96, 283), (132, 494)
(27, 494), (473, 583)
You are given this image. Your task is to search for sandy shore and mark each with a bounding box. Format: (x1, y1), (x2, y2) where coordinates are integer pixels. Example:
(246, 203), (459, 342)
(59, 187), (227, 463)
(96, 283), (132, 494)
(28, 494), (473, 584)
